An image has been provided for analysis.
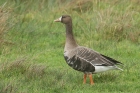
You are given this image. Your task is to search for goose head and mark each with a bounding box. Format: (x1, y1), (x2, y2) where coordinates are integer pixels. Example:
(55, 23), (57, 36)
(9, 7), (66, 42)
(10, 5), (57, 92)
(54, 15), (72, 24)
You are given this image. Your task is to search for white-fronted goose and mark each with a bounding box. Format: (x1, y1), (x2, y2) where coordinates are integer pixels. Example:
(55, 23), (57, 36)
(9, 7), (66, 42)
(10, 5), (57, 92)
(54, 15), (123, 85)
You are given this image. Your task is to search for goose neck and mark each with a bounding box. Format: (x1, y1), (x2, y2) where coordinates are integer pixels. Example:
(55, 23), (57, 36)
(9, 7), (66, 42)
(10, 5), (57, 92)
(64, 23), (78, 50)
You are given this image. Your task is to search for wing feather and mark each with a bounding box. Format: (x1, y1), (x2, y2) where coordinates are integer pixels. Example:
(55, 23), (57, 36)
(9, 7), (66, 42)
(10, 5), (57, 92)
(76, 46), (121, 66)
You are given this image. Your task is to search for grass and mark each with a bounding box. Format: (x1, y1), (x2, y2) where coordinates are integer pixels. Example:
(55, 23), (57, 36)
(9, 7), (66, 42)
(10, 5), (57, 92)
(0, 0), (140, 93)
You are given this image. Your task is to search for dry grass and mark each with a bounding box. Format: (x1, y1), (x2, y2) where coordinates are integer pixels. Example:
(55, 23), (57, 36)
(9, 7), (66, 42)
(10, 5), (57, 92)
(0, 82), (16, 93)
(0, 4), (10, 45)
(52, 0), (140, 43)
(26, 64), (46, 78)
(0, 57), (46, 78)
(128, 31), (140, 43)
(0, 57), (47, 92)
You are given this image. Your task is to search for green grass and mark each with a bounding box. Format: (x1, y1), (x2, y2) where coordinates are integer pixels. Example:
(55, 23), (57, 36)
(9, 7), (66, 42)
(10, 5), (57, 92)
(0, 0), (140, 93)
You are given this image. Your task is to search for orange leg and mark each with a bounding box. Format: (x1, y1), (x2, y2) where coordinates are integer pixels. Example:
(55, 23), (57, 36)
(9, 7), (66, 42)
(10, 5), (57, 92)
(89, 74), (94, 85)
(83, 74), (87, 84)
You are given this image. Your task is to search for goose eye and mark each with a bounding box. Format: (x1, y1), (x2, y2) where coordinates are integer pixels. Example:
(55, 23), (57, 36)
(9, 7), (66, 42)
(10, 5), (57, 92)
(62, 16), (66, 18)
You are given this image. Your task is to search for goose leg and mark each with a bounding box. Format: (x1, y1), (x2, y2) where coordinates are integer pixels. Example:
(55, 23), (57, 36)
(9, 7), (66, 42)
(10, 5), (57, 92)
(89, 74), (94, 85)
(83, 74), (87, 84)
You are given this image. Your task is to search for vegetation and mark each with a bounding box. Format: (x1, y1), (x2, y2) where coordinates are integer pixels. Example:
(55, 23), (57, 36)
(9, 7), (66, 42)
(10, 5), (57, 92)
(0, 0), (140, 92)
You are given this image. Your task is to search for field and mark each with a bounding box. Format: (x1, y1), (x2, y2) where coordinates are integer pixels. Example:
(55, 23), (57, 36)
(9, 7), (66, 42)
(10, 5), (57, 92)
(0, 0), (140, 93)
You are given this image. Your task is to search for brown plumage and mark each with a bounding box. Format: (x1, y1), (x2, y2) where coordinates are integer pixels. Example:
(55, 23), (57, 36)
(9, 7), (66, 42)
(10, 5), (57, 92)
(54, 15), (123, 85)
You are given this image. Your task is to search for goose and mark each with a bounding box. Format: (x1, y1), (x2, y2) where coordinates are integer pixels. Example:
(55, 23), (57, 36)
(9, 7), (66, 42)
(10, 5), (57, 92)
(54, 15), (123, 85)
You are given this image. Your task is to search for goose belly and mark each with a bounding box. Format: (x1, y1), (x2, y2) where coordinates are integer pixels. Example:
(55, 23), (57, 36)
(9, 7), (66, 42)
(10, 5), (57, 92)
(64, 55), (80, 70)
(94, 66), (116, 73)
(64, 55), (95, 72)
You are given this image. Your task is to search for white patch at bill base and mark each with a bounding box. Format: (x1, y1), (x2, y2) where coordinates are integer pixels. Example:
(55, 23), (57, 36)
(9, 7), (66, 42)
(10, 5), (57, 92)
(59, 16), (62, 21)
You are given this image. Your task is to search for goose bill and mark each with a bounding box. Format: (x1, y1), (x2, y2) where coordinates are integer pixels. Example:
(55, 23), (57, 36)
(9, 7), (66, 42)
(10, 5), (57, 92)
(54, 16), (62, 22)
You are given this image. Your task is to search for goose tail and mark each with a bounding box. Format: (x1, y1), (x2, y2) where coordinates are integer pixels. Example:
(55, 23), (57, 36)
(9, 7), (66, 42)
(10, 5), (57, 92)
(116, 66), (123, 71)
